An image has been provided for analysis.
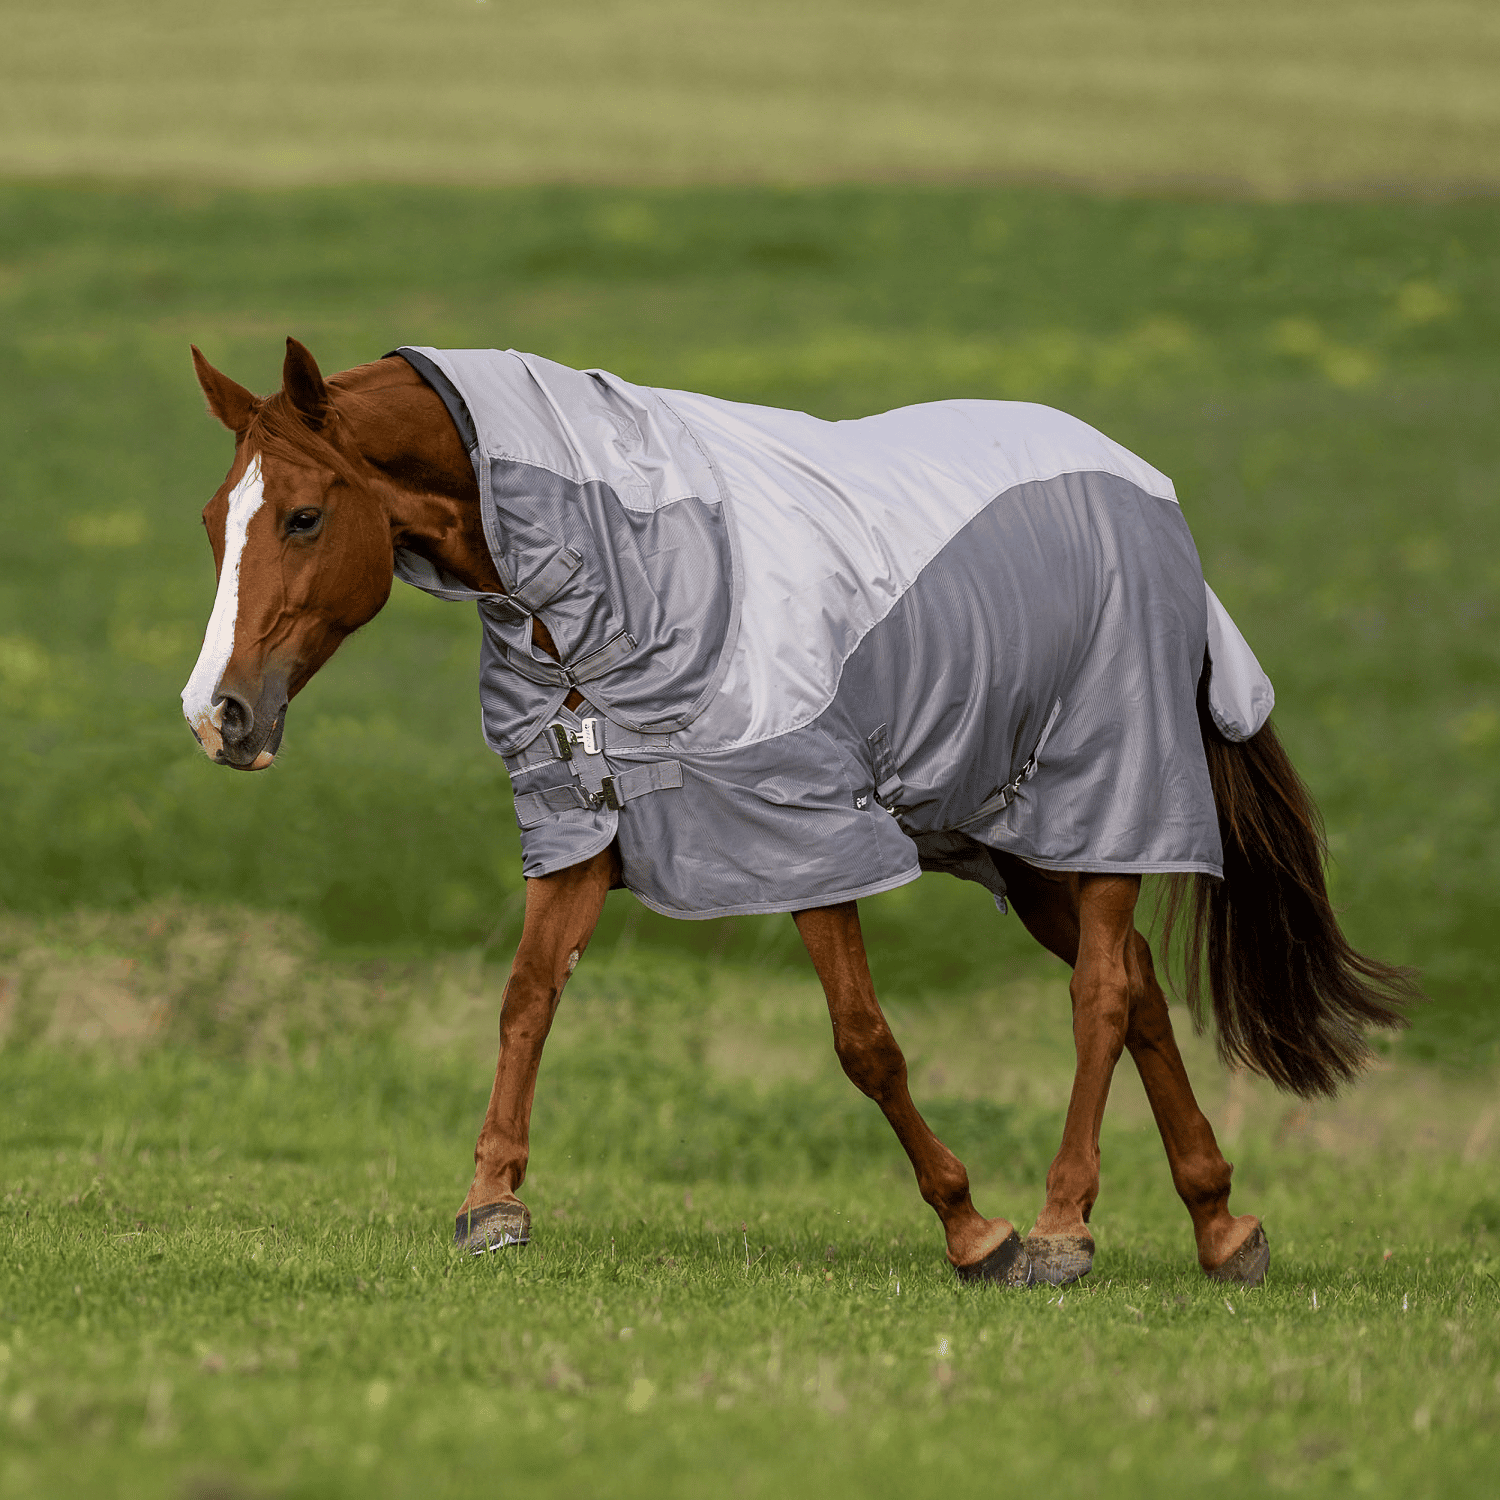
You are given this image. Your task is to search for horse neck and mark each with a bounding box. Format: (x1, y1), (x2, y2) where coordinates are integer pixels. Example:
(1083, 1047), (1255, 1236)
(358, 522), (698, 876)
(330, 357), (503, 595)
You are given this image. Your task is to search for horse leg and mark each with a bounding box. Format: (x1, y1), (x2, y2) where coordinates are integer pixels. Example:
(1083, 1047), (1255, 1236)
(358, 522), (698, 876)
(1122, 933), (1268, 1283)
(1024, 872), (1141, 1284)
(794, 902), (1032, 1285)
(454, 846), (618, 1254)
(992, 853), (1266, 1284)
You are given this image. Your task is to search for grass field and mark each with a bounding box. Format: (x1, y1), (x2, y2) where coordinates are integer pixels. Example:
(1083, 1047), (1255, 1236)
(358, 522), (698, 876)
(3, 10), (1500, 1487)
(2, 906), (1498, 1499)
(1, 175), (1497, 1498)
(2, 180), (1497, 1050)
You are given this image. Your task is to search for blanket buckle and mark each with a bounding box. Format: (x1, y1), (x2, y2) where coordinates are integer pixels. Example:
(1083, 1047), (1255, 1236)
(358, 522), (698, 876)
(548, 717), (604, 761)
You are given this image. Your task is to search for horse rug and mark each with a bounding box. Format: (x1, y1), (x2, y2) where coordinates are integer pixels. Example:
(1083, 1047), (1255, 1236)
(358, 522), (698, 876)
(392, 347), (1274, 920)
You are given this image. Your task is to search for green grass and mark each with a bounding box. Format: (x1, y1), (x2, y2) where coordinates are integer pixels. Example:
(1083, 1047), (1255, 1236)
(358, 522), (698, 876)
(2, 909), (1498, 1499)
(3, 2), (1499, 193)
(1, 180), (1497, 1059)
(2, 175), (1498, 1496)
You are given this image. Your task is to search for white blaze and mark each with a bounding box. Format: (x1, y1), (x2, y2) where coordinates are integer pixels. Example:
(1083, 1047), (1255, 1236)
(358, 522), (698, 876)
(181, 456), (266, 758)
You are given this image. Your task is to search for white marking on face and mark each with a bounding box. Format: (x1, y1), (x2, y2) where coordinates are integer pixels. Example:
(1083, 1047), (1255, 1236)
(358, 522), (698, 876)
(181, 455), (267, 759)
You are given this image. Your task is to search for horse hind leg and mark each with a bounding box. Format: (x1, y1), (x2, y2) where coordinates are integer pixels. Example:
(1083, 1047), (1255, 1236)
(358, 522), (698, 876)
(794, 903), (1033, 1286)
(994, 853), (1267, 1286)
(1123, 931), (1269, 1285)
(1018, 872), (1145, 1285)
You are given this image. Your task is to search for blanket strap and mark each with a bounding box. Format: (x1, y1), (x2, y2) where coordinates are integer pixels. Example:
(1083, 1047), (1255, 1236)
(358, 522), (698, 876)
(513, 761), (684, 826)
(511, 546), (583, 613)
(867, 724), (905, 811)
(511, 711), (683, 827)
(478, 547), (584, 625)
(600, 760), (684, 811)
(497, 627), (636, 690)
(955, 698), (1064, 829)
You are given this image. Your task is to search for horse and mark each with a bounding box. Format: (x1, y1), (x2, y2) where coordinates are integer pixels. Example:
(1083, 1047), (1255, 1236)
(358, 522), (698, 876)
(180, 337), (1417, 1288)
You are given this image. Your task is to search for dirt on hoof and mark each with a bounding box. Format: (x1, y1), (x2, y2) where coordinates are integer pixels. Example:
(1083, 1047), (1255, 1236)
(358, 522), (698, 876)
(1023, 1232), (1095, 1286)
(454, 1200), (532, 1256)
(1204, 1223), (1270, 1286)
(954, 1229), (1034, 1287)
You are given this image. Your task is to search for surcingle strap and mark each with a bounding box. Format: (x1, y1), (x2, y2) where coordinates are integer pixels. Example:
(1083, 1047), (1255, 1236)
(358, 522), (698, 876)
(513, 784), (597, 826)
(512, 761), (684, 826)
(600, 760), (684, 810)
(511, 711), (683, 827)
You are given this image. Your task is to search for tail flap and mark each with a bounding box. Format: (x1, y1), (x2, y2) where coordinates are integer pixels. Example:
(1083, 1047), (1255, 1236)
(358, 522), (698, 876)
(1204, 584), (1274, 742)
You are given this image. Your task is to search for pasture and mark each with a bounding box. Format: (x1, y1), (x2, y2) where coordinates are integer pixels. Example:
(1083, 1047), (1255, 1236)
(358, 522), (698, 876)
(3, 904), (1499, 1499)
(1, 170), (1499, 1500)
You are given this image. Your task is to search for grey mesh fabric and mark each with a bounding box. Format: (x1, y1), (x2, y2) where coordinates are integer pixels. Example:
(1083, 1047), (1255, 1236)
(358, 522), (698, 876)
(393, 348), (1275, 919)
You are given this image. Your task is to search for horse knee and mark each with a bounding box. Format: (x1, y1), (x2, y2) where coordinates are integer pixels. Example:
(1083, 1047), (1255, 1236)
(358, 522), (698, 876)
(833, 1022), (906, 1100)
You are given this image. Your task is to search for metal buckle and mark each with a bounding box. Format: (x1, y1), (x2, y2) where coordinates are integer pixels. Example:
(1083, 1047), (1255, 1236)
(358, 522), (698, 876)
(547, 716), (603, 763)
(600, 776), (620, 810)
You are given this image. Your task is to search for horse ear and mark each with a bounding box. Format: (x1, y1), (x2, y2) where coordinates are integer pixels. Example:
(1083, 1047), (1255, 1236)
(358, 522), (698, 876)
(191, 346), (257, 434)
(283, 337), (330, 427)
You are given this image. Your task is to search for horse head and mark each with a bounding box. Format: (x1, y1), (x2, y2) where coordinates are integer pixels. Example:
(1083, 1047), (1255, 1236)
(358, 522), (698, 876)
(182, 339), (396, 769)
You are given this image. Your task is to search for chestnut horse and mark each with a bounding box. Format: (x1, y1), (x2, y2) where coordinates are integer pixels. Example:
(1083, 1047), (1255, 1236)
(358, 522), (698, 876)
(181, 338), (1415, 1288)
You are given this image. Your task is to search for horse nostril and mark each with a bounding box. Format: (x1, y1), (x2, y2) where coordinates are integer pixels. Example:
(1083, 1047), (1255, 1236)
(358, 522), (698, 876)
(216, 690), (255, 743)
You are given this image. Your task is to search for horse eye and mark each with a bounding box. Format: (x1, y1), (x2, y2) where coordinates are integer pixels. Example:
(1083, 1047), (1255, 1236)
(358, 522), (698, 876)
(286, 509), (323, 536)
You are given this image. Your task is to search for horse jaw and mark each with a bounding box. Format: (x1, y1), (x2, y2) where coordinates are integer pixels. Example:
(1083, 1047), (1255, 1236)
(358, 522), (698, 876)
(181, 455), (269, 764)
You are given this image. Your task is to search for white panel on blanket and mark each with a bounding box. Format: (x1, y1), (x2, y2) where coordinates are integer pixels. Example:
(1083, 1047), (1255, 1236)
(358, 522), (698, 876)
(659, 391), (1179, 751)
(1204, 583), (1275, 741)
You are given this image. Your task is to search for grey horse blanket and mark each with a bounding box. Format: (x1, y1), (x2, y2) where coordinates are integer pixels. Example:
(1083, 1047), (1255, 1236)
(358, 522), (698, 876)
(393, 347), (1274, 919)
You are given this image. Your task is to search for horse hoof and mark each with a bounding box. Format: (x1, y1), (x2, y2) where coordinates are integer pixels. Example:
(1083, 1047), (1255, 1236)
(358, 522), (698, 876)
(1204, 1224), (1269, 1287)
(1023, 1233), (1095, 1286)
(954, 1229), (1034, 1287)
(454, 1201), (531, 1256)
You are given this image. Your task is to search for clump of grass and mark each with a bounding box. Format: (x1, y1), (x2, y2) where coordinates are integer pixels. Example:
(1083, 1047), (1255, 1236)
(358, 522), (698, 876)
(0, 900), (407, 1063)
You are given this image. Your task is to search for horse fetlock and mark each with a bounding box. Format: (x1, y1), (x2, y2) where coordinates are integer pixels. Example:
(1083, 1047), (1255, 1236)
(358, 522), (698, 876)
(1175, 1153), (1234, 1216)
(470, 1140), (527, 1198)
(920, 1167), (975, 1221)
(1030, 1201), (1092, 1240)
(1042, 1153), (1099, 1218)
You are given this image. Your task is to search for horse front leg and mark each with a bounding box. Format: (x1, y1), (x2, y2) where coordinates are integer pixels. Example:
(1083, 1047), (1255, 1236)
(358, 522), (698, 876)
(1123, 933), (1269, 1284)
(794, 902), (1032, 1285)
(1026, 873), (1140, 1285)
(454, 846), (618, 1254)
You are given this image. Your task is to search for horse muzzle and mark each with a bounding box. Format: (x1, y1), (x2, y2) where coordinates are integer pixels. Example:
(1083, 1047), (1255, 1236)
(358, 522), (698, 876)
(215, 688), (287, 770)
(186, 676), (288, 771)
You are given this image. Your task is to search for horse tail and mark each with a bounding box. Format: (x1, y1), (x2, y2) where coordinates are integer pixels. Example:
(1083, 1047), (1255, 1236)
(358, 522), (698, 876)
(1161, 666), (1421, 1098)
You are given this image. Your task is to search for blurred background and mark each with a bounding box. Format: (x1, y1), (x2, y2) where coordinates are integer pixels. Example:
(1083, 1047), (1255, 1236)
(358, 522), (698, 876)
(1, 0), (1497, 1061)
